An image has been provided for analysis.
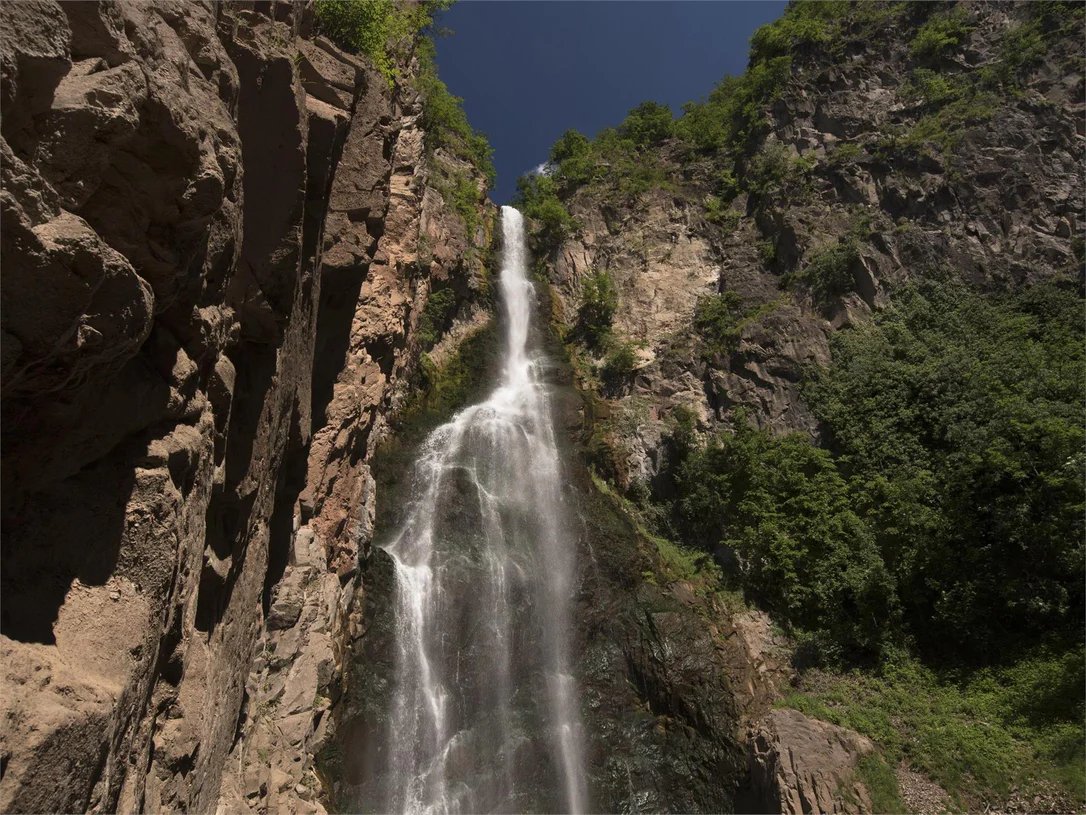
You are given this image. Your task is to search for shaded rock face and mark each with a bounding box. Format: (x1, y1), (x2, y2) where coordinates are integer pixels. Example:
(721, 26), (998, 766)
(0, 2), (492, 813)
(545, 1), (1083, 491)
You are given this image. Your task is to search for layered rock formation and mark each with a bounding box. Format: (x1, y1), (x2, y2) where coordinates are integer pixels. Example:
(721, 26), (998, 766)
(0, 2), (492, 812)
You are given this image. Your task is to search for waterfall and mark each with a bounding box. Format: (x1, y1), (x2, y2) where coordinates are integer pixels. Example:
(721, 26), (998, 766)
(376, 206), (585, 814)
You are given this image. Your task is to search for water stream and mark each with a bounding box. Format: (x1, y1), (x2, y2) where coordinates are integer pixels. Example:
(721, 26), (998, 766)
(377, 206), (585, 814)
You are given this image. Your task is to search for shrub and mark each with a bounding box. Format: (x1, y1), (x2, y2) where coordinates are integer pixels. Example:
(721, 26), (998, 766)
(805, 278), (1086, 661)
(313, 0), (398, 79)
(675, 56), (792, 154)
(600, 341), (638, 394)
(416, 39), (495, 184)
(314, 0), (450, 85)
(788, 239), (859, 303)
(693, 291), (743, 357)
(910, 5), (974, 64)
(416, 286), (457, 349)
(714, 168), (740, 202)
(906, 68), (962, 106)
(618, 101), (675, 147)
(513, 172), (576, 250)
(550, 129), (591, 164)
(576, 270), (618, 348)
(748, 1), (850, 63)
(671, 419), (897, 659)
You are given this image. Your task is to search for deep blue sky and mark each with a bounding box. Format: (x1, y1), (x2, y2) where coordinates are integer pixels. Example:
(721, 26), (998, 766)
(432, 1), (787, 203)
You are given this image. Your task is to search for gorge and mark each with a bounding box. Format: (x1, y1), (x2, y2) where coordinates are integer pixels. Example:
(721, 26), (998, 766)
(1, 1), (1084, 814)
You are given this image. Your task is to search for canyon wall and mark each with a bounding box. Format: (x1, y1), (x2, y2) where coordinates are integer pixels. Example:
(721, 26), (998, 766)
(0, 2), (493, 812)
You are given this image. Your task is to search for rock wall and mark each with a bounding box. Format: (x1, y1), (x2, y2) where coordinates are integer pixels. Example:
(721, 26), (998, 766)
(0, 2), (493, 812)
(535, 2), (1083, 811)
(544, 0), (1083, 489)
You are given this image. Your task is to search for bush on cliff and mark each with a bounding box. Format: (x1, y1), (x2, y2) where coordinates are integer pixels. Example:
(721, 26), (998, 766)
(669, 417), (897, 661)
(575, 270), (619, 349)
(313, 0), (451, 84)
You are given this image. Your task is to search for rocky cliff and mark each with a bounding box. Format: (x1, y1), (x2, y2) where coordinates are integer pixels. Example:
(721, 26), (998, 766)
(525, 1), (1084, 811)
(543, 0), (1082, 486)
(0, 2), (493, 812)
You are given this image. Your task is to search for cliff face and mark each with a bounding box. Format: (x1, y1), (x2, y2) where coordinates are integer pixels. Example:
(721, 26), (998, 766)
(0, 2), (493, 812)
(544, 0), (1083, 488)
(529, 1), (1083, 811)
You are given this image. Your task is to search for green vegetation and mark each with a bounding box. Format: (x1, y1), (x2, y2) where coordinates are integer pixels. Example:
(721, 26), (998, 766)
(856, 754), (905, 814)
(665, 417), (896, 661)
(617, 101), (675, 147)
(628, 278), (1085, 814)
(806, 278), (1085, 662)
(600, 341), (638, 394)
(416, 39), (495, 185)
(782, 647), (1085, 807)
(785, 237), (859, 303)
(747, 1), (850, 63)
(313, 1), (495, 232)
(313, 0), (450, 85)
(692, 291), (743, 357)
(675, 56), (792, 155)
(416, 287), (457, 350)
(575, 270), (619, 349)
(514, 172), (576, 251)
(910, 5), (974, 64)
(395, 321), (500, 438)
(647, 277), (1085, 668)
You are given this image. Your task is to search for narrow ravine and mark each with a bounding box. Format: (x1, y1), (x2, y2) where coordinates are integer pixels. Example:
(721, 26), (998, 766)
(372, 207), (585, 814)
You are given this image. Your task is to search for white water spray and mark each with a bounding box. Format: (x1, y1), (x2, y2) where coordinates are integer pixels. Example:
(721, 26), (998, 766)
(378, 206), (585, 814)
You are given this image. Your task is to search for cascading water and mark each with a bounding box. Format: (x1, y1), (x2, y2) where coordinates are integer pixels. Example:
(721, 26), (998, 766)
(373, 206), (585, 814)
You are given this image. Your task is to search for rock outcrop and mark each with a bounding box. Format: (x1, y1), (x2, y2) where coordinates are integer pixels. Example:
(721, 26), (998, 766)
(0, 2), (493, 812)
(747, 708), (876, 815)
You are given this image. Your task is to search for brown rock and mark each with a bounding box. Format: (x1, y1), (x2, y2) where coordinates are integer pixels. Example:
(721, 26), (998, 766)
(748, 708), (875, 815)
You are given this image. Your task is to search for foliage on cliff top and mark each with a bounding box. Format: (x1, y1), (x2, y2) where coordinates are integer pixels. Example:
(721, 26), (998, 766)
(313, 0), (450, 84)
(416, 38), (496, 186)
(314, 0), (495, 187)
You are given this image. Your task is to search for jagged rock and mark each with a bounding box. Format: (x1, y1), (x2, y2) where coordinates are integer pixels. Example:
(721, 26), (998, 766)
(748, 708), (876, 815)
(0, 2), (494, 813)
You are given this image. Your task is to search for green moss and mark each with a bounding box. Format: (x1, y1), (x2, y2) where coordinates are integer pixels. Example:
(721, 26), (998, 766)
(396, 321), (500, 438)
